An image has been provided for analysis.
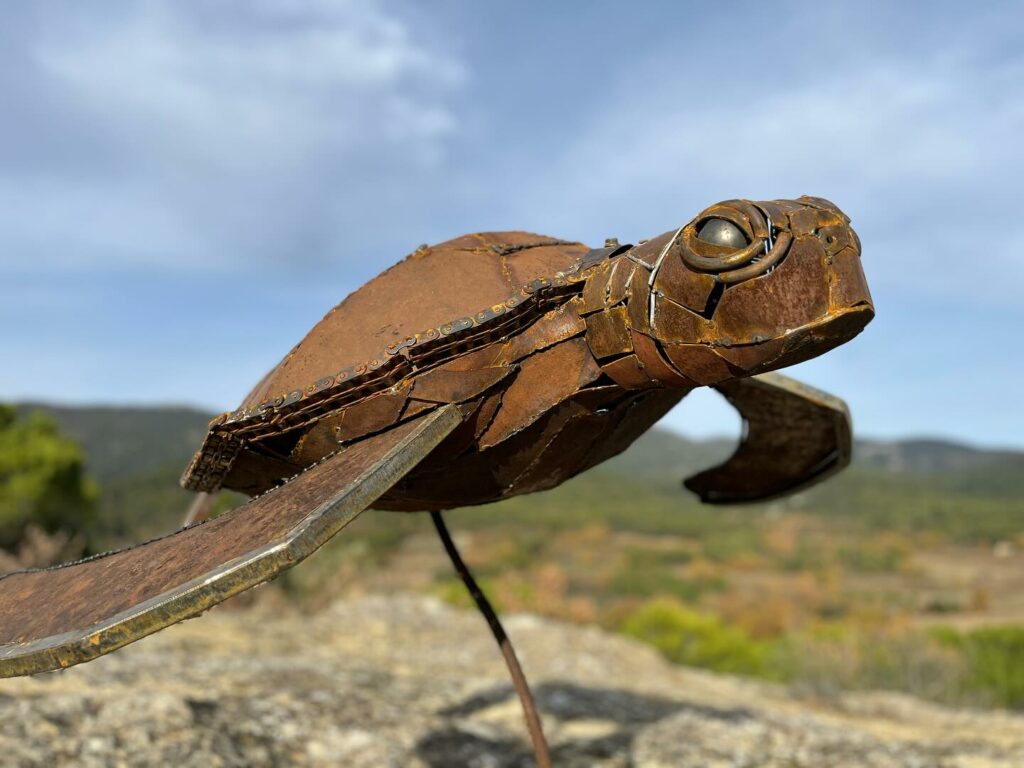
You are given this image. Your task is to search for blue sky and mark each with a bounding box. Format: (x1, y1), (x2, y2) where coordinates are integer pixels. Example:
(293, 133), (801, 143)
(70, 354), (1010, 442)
(1, 1), (1022, 447)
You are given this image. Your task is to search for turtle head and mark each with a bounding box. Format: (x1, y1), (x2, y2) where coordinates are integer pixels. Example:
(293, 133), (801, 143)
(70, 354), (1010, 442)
(631, 196), (874, 385)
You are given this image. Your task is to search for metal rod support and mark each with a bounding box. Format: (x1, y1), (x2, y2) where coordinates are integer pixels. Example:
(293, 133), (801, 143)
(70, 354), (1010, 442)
(430, 511), (552, 768)
(181, 491), (217, 527)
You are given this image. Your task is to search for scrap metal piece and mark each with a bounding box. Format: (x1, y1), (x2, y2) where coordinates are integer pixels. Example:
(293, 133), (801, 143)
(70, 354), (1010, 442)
(651, 240), (717, 313)
(600, 355), (658, 389)
(711, 234), (831, 344)
(660, 343), (740, 385)
(579, 241), (632, 270)
(480, 337), (602, 449)
(629, 330), (697, 388)
(494, 301), (586, 365)
(411, 364), (513, 404)
(584, 305), (634, 360)
(684, 373), (852, 504)
(0, 407), (462, 678)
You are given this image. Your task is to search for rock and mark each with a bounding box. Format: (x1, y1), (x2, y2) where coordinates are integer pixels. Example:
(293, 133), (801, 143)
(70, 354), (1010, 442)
(0, 594), (1020, 767)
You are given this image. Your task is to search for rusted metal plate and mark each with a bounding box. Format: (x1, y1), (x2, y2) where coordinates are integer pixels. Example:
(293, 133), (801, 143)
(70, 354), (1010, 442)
(495, 301), (586, 365)
(600, 355), (657, 389)
(829, 246), (873, 312)
(629, 330), (697, 388)
(651, 295), (710, 344)
(401, 397), (438, 420)
(480, 338), (602, 449)
(581, 260), (613, 315)
(412, 363), (513, 404)
(712, 235), (830, 344)
(377, 386), (663, 510)
(580, 389), (684, 471)
(332, 386), (411, 442)
(625, 263), (651, 337)
(606, 259), (635, 307)
(295, 384), (411, 462)
(0, 407), (462, 678)
(652, 243), (717, 313)
(221, 450), (303, 497)
(584, 306), (634, 360)
(509, 412), (608, 493)
(714, 336), (788, 374)
(684, 373), (851, 504)
(660, 343), (740, 385)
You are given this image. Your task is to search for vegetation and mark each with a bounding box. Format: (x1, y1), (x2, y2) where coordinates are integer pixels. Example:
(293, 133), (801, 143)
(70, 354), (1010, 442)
(621, 598), (771, 677)
(0, 405), (96, 549)
(934, 626), (1024, 708)
(7, 401), (1023, 710)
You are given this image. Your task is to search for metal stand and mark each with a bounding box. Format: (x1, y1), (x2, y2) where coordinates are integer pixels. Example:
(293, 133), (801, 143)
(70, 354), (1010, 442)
(181, 491), (217, 527)
(430, 511), (552, 768)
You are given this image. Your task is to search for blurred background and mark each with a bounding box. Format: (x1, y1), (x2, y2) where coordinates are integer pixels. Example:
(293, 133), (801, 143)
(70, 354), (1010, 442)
(2, 0), (1023, 733)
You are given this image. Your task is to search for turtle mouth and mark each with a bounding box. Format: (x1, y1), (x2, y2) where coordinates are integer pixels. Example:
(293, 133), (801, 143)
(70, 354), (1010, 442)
(680, 203), (793, 285)
(756, 302), (874, 372)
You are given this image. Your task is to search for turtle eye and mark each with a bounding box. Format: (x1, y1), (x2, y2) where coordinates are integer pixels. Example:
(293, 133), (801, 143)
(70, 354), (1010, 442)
(697, 218), (748, 249)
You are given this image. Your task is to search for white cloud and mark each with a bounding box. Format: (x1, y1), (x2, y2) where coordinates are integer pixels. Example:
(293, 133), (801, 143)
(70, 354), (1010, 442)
(33, 0), (464, 163)
(509, 45), (1023, 306)
(0, 0), (467, 270)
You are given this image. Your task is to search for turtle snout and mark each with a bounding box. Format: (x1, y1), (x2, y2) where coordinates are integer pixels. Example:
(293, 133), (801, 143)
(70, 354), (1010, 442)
(825, 223), (873, 319)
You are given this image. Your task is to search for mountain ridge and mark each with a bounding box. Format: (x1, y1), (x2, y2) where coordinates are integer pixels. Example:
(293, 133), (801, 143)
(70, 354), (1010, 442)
(15, 400), (1022, 481)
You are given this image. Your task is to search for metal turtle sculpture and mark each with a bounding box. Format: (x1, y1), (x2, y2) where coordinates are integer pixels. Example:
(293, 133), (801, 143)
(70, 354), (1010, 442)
(0, 196), (871, 762)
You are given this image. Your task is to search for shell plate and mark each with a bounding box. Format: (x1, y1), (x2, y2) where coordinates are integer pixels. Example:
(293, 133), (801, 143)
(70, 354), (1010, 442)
(243, 232), (586, 410)
(182, 232), (594, 494)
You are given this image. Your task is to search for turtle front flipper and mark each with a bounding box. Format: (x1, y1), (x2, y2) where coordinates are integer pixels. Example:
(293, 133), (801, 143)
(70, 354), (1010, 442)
(0, 406), (462, 678)
(684, 373), (852, 504)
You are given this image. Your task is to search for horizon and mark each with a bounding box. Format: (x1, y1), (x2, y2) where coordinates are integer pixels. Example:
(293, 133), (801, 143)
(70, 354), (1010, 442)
(2, 1), (1022, 447)
(13, 395), (1024, 455)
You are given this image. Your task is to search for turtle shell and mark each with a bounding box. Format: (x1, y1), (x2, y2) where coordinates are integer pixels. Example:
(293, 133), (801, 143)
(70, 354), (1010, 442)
(182, 231), (594, 493)
(243, 232), (587, 410)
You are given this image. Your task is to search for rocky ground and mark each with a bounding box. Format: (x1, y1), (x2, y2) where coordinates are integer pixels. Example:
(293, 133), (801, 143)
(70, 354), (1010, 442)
(0, 593), (1021, 767)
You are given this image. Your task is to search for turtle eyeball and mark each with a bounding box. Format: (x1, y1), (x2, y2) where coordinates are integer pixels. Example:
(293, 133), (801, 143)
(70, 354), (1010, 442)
(697, 218), (748, 249)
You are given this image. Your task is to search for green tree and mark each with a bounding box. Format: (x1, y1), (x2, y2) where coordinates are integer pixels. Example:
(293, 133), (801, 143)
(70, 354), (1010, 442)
(0, 405), (97, 549)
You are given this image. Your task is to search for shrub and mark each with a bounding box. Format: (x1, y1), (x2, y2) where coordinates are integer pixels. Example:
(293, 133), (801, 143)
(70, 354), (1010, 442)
(620, 598), (771, 677)
(778, 625), (972, 704)
(0, 406), (97, 550)
(936, 626), (1024, 708)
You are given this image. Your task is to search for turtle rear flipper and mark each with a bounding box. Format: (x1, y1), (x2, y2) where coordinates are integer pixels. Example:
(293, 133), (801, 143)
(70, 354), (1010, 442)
(684, 373), (852, 504)
(0, 406), (461, 678)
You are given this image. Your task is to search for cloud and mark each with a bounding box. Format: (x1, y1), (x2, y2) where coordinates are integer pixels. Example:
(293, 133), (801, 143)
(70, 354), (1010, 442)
(502, 16), (1024, 307)
(33, 0), (463, 162)
(0, 0), (466, 271)
(2, 1), (1023, 447)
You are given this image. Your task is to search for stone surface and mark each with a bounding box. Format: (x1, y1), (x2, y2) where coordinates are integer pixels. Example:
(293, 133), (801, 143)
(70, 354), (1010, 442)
(0, 594), (1020, 767)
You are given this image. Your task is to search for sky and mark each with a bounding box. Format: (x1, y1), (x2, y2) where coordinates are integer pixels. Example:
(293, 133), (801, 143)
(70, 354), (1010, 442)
(1, 0), (1022, 448)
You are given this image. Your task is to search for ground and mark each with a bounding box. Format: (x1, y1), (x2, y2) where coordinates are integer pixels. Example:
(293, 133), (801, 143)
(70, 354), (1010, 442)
(0, 594), (1020, 767)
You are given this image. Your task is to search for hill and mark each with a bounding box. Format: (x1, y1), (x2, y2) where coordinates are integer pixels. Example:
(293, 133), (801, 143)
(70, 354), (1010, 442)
(14, 403), (212, 482)
(12, 400), (1024, 546)
(13, 403), (214, 543)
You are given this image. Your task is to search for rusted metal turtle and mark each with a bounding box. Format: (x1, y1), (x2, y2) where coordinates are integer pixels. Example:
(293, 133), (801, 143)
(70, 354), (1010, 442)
(181, 195), (872, 508)
(0, 195), (872, 680)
